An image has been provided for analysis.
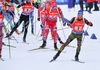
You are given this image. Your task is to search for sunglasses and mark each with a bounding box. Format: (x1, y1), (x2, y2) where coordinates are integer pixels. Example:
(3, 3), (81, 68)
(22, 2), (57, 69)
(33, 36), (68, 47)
(78, 14), (83, 16)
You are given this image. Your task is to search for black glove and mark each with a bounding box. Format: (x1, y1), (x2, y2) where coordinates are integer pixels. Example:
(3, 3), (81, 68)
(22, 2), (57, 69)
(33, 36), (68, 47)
(6, 10), (9, 13)
(63, 22), (66, 26)
(36, 2), (39, 9)
(89, 22), (93, 27)
(37, 17), (40, 21)
(4, 3), (8, 6)
(18, 13), (20, 16)
(62, 20), (66, 26)
(40, 24), (44, 28)
(17, 5), (20, 8)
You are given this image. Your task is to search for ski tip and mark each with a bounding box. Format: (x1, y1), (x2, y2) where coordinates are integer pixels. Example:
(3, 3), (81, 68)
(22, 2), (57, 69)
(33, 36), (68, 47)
(49, 59), (54, 63)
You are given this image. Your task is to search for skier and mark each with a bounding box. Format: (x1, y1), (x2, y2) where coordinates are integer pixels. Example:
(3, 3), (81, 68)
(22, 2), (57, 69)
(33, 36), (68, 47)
(30, 0), (35, 34)
(2, 0), (19, 35)
(51, 10), (93, 61)
(39, 2), (50, 38)
(0, 7), (4, 58)
(39, 1), (66, 50)
(21, 0), (35, 34)
(46, 0), (64, 44)
(6, 0), (39, 42)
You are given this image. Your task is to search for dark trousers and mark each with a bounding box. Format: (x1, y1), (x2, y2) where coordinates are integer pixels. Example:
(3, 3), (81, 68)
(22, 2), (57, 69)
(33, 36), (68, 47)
(88, 2), (93, 12)
(79, 0), (84, 11)
(93, 1), (99, 10)
(73, 0), (76, 7)
(10, 14), (29, 40)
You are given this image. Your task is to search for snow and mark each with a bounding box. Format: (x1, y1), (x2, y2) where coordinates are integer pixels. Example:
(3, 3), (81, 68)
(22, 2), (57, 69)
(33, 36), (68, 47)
(1, 5), (100, 70)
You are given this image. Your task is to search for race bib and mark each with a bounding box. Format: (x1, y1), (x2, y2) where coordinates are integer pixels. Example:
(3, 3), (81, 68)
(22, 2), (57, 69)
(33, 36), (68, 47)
(25, 8), (31, 12)
(75, 26), (82, 30)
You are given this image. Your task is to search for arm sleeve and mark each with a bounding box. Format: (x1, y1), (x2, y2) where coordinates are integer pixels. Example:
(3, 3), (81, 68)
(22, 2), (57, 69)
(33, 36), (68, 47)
(17, 2), (26, 8)
(32, 2), (39, 9)
(84, 18), (93, 26)
(58, 7), (64, 21)
(67, 17), (76, 27)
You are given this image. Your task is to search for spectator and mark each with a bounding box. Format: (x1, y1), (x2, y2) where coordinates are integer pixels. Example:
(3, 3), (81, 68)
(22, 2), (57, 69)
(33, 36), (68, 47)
(84, 0), (88, 11)
(87, 0), (93, 13)
(73, 0), (76, 8)
(79, 0), (84, 11)
(93, 0), (99, 11)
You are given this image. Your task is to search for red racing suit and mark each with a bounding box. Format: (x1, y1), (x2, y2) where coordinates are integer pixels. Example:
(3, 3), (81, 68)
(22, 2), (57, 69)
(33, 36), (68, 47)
(43, 7), (64, 43)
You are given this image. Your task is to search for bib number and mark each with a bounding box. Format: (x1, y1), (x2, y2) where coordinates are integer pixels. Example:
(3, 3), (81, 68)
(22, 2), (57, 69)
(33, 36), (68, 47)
(75, 26), (82, 30)
(25, 8), (31, 12)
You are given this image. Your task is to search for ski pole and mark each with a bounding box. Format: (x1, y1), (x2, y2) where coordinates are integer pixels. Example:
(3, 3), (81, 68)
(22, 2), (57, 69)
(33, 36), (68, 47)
(35, 27), (41, 39)
(81, 26), (89, 45)
(3, 24), (18, 43)
(5, 8), (22, 26)
(60, 22), (66, 40)
(8, 35), (11, 59)
(56, 27), (70, 31)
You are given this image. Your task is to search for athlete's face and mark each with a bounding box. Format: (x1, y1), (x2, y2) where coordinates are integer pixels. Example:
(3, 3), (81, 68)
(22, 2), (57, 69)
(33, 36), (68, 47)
(78, 14), (83, 19)
(52, 6), (57, 11)
(46, 6), (50, 9)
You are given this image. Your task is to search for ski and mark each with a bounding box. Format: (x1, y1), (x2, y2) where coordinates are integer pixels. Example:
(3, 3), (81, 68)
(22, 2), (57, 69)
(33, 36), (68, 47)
(3, 42), (16, 48)
(28, 48), (50, 51)
(72, 59), (85, 63)
(58, 44), (76, 48)
(0, 58), (4, 61)
(23, 42), (29, 44)
(50, 59), (55, 63)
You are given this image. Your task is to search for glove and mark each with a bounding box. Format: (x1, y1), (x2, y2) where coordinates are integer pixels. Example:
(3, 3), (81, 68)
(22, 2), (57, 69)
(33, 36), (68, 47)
(4, 3), (7, 6)
(6, 10), (9, 13)
(63, 22), (66, 26)
(89, 22), (93, 27)
(36, 2), (39, 9)
(59, 18), (62, 22)
(40, 24), (44, 28)
(63, 20), (66, 26)
(37, 17), (40, 21)
(18, 13), (20, 16)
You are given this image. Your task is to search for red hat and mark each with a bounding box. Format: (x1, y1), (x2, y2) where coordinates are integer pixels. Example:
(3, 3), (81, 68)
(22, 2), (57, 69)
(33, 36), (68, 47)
(51, 1), (57, 7)
(45, 3), (50, 6)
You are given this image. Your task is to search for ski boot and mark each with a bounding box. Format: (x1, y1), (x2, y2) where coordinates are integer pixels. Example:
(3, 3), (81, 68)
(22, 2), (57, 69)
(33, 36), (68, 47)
(54, 43), (58, 51)
(39, 41), (46, 49)
(31, 28), (34, 34)
(58, 38), (64, 44)
(23, 38), (26, 42)
(75, 53), (79, 61)
(5, 33), (11, 38)
(53, 51), (61, 60)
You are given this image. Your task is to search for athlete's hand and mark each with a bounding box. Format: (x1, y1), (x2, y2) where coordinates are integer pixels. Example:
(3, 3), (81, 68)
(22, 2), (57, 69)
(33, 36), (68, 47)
(40, 24), (44, 28)
(37, 17), (40, 21)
